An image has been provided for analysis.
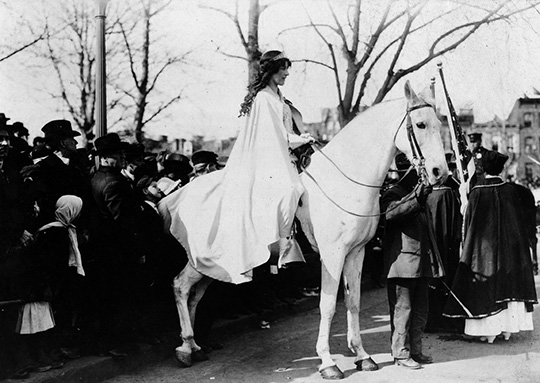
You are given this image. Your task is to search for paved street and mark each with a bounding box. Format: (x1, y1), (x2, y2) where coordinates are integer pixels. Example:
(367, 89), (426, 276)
(103, 276), (540, 383)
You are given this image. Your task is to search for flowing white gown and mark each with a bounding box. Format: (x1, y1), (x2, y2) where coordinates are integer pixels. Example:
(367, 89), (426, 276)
(159, 87), (304, 284)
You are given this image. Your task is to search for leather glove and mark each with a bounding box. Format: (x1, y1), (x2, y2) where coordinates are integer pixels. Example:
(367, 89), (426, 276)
(414, 182), (433, 205)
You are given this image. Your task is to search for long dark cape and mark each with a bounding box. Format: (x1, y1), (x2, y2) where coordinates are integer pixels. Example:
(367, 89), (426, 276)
(443, 178), (537, 318)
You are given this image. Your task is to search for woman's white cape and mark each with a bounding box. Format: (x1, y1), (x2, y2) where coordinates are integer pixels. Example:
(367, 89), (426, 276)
(159, 88), (304, 284)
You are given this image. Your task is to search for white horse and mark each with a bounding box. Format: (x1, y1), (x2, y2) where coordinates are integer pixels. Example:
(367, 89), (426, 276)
(160, 80), (448, 379)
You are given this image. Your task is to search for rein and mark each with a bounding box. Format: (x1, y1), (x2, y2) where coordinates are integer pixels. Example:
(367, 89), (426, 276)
(302, 103), (433, 218)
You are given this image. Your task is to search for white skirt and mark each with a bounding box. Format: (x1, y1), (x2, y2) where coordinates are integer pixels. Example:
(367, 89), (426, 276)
(465, 301), (533, 337)
(19, 301), (55, 334)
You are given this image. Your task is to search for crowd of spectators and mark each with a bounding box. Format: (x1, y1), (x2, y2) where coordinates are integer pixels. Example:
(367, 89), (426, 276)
(0, 117), (326, 380)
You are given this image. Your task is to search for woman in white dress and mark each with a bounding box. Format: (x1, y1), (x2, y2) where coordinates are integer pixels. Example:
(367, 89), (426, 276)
(161, 50), (314, 284)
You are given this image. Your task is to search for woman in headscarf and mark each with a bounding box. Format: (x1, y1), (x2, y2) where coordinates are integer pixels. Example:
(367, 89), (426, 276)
(19, 195), (84, 371)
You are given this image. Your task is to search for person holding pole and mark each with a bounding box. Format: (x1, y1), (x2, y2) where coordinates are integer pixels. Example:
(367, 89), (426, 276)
(443, 150), (537, 342)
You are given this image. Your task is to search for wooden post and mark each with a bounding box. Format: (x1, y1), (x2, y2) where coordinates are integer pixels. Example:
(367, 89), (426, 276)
(95, 0), (109, 139)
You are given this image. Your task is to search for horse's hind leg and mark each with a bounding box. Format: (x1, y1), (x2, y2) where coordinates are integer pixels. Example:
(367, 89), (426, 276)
(187, 277), (213, 361)
(342, 248), (378, 371)
(316, 250), (345, 379)
(172, 262), (204, 367)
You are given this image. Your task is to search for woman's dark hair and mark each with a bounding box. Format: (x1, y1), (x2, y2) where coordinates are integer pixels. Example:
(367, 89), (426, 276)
(238, 50), (291, 117)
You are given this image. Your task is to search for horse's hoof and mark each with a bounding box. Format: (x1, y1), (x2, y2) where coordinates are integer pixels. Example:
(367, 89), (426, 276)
(355, 357), (379, 371)
(174, 350), (192, 367)
(192, 349), (209, 362)
(320, 365), (345, 380)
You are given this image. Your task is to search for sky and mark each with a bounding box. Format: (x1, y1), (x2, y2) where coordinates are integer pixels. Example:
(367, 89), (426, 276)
(1, 0), (540, 142)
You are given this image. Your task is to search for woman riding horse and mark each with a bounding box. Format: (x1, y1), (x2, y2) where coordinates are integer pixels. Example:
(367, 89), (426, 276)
(159, 62), (448, 376)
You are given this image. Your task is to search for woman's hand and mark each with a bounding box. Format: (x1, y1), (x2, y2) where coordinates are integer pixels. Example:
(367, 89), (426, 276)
(300, 133), (316, 144)
(288, 133), (316, 149)
(19, 230), (34, 247)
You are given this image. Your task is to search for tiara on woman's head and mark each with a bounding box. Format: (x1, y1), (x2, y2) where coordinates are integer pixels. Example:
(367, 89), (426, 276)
(271, 52), (287, 61)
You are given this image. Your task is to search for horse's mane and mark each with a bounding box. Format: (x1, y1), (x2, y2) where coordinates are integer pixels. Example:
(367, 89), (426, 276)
(324, 97), (406, 150)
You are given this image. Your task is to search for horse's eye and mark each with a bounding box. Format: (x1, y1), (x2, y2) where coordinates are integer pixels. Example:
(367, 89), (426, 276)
(416, 122), (426, 130)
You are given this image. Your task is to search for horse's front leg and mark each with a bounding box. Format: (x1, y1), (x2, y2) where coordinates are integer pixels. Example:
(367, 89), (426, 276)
(342, 247), (378, 372)
(317, 251), (345, 380)
(172, 263), (204, 367)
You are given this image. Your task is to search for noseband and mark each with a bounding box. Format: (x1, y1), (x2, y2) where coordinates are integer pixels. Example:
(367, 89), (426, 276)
(403, 103), (435, 183)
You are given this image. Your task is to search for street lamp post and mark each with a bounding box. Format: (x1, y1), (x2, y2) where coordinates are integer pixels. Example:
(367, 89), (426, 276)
(95, 0), (109, 139)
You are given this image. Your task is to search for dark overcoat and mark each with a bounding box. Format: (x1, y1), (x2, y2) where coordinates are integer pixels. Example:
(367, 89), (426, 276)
(444, 177), (538, 318)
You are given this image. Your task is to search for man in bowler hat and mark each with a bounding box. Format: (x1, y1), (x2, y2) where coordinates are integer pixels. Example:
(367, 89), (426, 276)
(22, 119), (88, 228)
(89, 133), (146, 356)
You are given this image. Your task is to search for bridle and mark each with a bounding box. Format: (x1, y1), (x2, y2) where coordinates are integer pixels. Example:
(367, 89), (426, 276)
(302, 102), (435, 218)
(405, 103), (434, 185)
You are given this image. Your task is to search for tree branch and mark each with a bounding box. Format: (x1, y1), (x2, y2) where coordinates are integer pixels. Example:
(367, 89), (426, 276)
(147, 53), (189, 94)
(291, 58), (334, 70)
(326, 0), (349, 51)
(201, 3), (247, 47)
(142, 90), (184, 125)
(118, 20), (140, 89)
(301, 5), (343, 108)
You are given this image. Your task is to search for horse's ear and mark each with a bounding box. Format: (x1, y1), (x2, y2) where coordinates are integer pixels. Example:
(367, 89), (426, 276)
(404, 80), (420, 105)
(418, 87), (436, 108)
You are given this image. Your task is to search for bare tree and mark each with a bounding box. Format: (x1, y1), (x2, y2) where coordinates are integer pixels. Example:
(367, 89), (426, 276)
(37, 0), (124, 143)
(44, 2), (96, 142)
(203, 0), (278, 82)
(115, 0), (191, 143)
(292, 0), (540, 126)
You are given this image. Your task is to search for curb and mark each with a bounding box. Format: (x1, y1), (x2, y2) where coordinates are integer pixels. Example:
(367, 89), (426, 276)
(19, 295), (323, 383)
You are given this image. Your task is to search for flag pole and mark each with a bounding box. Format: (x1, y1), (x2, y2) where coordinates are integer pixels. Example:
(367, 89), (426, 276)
(436, 62), (475, 318)
(437, 62), (465, 184)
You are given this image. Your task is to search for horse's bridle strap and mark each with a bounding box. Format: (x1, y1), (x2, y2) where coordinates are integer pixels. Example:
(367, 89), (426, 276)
(407, 103), (434, 113)
(301, 102), (434, 217)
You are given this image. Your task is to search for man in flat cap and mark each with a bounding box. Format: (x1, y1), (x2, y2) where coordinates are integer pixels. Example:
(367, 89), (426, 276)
(191, 150), (225, 180)
(160, 152), (193, 187)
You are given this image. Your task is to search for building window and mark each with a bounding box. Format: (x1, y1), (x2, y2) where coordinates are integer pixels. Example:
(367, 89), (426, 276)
(524, 136), (535, 153)
(523, 112), (533, 128)
(525, 162), (534, 181)
(491, 135), (501, 151)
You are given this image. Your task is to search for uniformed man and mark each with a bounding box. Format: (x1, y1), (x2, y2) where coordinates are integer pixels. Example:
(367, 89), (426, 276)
(467, 132), (488, 184)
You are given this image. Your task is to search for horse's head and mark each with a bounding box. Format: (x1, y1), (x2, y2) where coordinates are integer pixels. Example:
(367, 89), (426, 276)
(395, 80), (448, 185)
